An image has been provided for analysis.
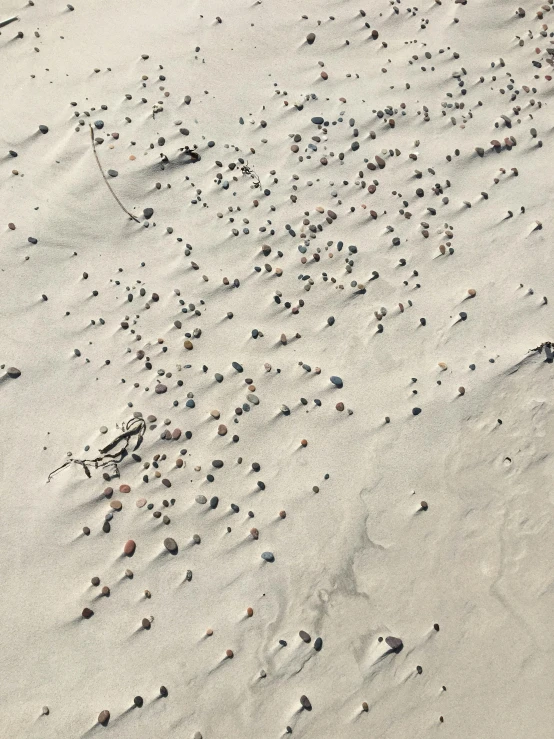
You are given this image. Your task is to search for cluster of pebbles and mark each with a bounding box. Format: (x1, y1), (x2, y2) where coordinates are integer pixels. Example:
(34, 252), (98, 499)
(2, 1), (552, 736)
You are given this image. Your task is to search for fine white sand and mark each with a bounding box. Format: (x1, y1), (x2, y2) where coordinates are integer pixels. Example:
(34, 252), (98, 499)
(1, 1), (553, 737)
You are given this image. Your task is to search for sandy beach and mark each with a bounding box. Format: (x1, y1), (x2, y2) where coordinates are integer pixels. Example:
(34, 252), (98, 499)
(1, 0), (553, 737)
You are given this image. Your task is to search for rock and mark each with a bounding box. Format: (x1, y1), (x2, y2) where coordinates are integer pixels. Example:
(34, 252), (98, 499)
(98, 710), (110, 725)
(261, 552), (275, 562)
(218, 424), (227, 436)
(232, 361), (243, 372)
(38, 125), (49, 134)
(212, 459), (224, 468)
(124, 540), (136, 556)
(247, 394), (259, 405)
(6, 367), (21, 378)
(311, 116), (324, 125)
(155, 384), (167, 394)
(164, 537), (178, 553)
(136, 498), (147, 508)
(330, 375), (343, 388)
(195, 495), (207, 504)
(107, 169), (118, 177)
(299, 630), (311, 643)
(134, 696), (143, 708)
(119, 484), (131, 494)
(314, 637), (323, 651)
(306, 32), (316, 44)
(300, 695), (312, 710)
(210, 496), (219, 509)
(82, 608), (94, 619)
(385, 636), (403, 651)
(143, 207), (154, 219)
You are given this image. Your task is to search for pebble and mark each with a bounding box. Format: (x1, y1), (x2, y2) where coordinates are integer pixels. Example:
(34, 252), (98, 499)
(124, 540), (136, 555)
(385, 636), (403, 651)
(330, 375), (343, 388)
(98, 710), (110, 724)
(261, 552), (275, 562)
(299, 630), (311, 643)
(164, 537), (178, 552)
(6, 367), (21, 378)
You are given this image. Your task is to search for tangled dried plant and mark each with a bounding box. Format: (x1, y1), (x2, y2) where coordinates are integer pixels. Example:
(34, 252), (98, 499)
(47, 417), (146, 483)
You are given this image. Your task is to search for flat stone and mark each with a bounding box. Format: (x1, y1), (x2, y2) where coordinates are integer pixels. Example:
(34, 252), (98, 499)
(124, 540), (136, 556)
(330, 375), (343, 388)
(164, 537), (178, 553)
(6, 367), (21, 378)
(155, 384), (167, 394)
(261, 552), (275, 562)
(136, 498), (147, 508)
(385, 636), (403, 651)
(195, 495), (207, 504)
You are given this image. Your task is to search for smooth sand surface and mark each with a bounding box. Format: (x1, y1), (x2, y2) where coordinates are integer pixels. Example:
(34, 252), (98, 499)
(1, 1), (553, 737)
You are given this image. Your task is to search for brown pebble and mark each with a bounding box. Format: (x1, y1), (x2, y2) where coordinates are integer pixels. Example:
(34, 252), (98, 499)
(279, 510), (286, 519)
(247, 607), (254, 617)
(218, 424), (227, 436)
(250, 528), (259, 540)
(468, 289), (476, 297)
(300, 695), (312, 710)
(226, 649), (234, 658)
(101, 586), (110, 596)
(110, 500), (122, 511)
(82, 607), (94, 619)
(162, 478), (171, 487)
(98, 710), (110, 725)
(124, 540), (136, 555)
(104, 487), (113, 498)
(8, 223), (16, 230)
(300, 439), (308, 447)
(420, 501), (429, 511)
(142, 618), (151, 630)
(206, 628), (213, 636)
(362, 702), (369, 712)
(184, 340), (193, 350)
(458, 387), (465, 395)
(91, 576), (100, 586)
(336, 402), (345, 412)
(119, 484), (131, 494)
(299, 630), (311, 643)
(172, 428), (182, 440)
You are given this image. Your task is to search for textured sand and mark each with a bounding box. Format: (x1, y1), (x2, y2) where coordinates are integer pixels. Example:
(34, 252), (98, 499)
(1, 1), (553, 737)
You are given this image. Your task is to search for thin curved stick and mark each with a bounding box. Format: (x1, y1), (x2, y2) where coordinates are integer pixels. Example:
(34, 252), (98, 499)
(89, 125), (140, 223)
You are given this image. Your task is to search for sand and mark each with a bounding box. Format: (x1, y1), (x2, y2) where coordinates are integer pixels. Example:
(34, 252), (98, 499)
(1, 0), (553, 737)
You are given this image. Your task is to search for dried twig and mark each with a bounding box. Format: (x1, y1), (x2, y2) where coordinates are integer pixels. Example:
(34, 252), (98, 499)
(528, 342), (553, 354)
(47, 417), (146, 483)
(89, 125), (140, 223)
(240, 161), (261, 188)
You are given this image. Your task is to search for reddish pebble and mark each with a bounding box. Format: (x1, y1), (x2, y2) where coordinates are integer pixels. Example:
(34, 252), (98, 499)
(119, 484), (131, 494)
(226, 649), (234, 658)
(247, 607), (254, 617)
(336, 402), (345, 412)
(82, 608), (94, 619)
(124, 539), (136, 556)
(279, 510), (286, 519)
